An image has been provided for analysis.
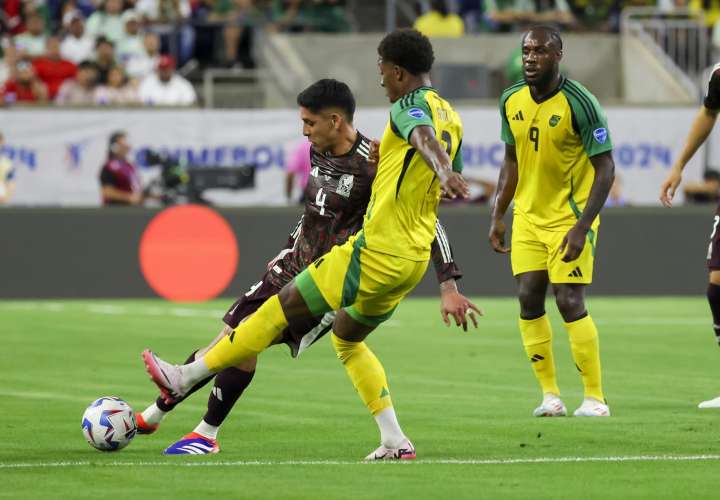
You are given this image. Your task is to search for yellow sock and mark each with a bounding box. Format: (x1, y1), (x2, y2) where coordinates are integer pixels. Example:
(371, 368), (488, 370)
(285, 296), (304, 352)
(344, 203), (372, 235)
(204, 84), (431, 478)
(331, 333), (392, 416)
(204, 295), (288, 371)
(519, 314), (560, 396)
(565, 314), (604, 402)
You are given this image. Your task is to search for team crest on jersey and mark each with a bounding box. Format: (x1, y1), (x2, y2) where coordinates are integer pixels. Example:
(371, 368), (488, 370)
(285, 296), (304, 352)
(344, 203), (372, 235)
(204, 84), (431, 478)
(408, 108), (425, 119)
(549, 115), (561, 127)
(593, 127), (608, 144)
(336, 174), (354, 197)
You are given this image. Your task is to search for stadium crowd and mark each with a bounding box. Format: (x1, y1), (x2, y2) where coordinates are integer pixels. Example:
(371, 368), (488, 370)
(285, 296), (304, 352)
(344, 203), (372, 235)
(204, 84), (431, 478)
(0, 0), (718, 107)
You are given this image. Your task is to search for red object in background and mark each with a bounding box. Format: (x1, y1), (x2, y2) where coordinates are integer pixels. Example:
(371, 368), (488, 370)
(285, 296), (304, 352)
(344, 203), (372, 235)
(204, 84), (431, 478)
(33, 58), (77, 99)
(139, 205), (239, 302)
(3, 0), (26, 35)
(2, 80), (41, 102)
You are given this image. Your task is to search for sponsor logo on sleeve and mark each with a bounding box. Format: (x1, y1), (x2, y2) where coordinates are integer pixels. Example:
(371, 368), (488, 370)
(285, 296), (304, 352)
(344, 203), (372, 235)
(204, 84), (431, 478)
(408, 108), (425, 119)
(593, 127), (608, 144)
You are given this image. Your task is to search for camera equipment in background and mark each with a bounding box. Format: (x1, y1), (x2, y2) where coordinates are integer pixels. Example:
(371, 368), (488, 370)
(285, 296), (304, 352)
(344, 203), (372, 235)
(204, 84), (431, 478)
(142, 150), (255, 205)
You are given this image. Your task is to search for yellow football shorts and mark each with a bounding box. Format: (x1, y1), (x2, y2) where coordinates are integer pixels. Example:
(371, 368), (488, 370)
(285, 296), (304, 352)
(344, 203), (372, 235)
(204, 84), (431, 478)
(510, 212), (598, 284)
(294, 231), (428, 326)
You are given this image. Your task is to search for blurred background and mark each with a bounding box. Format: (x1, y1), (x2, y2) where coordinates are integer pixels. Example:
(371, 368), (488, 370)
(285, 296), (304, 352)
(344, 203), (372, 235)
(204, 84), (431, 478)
(1, 0), (718, 299)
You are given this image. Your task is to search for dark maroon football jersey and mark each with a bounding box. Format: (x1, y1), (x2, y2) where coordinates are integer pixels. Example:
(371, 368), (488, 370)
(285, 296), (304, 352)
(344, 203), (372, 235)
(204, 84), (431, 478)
(266, 131), (461, 288)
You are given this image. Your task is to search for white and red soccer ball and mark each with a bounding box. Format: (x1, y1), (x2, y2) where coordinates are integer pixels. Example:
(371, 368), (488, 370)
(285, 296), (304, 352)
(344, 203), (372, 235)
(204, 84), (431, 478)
(81, 397), (137, 451)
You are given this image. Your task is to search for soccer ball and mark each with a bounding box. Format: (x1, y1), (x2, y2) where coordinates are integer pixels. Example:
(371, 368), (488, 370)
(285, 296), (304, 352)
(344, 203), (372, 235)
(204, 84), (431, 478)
(81, 396), (137, 451)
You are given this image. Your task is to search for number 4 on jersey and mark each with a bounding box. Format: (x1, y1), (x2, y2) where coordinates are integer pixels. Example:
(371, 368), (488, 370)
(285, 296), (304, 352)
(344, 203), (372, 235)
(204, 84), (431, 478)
(315, 188), (327, 215)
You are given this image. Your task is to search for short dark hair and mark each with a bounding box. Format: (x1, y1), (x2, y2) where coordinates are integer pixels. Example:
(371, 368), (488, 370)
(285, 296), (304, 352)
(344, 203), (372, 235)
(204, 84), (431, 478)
(378, 29), (434, 75)
(296, 79), (356, 121)
(96, 36), (114, 49)
(523, 25), (563, 51)
(78, 60), (98, 72)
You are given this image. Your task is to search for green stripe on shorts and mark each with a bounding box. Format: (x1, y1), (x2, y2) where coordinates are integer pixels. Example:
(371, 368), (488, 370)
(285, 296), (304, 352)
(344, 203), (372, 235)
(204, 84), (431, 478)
(295, 270), (331, 317)
(341, 232), (366, 307)
(345, 305), (397, 327)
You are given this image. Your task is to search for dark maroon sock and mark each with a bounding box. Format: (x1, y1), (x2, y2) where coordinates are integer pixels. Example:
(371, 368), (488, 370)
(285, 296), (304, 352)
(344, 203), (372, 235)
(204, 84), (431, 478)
(203, 367), (255, 426)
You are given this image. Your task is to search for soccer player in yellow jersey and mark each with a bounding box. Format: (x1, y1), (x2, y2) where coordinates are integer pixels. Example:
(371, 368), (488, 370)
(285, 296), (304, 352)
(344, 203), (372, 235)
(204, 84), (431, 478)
(490, 26), (616, 417)
(142, 29), (478, 459)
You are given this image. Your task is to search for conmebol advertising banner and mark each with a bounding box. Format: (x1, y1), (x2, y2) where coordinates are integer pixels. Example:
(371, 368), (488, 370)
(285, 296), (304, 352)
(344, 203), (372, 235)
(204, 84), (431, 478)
(0, 107), (705, 206)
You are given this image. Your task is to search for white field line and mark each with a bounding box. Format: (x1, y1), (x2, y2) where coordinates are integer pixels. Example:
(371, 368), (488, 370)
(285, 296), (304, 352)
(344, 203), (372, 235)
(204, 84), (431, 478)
(0, 302), (711, 326)
(2, 454), (720, 469)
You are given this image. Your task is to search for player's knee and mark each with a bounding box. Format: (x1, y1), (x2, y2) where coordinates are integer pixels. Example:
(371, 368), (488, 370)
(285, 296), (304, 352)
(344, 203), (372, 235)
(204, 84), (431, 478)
(518, 286), (544, 317)
(555, 291), (585, 321)
(331, 332), (362, 364)
(235, 356), (257, 372)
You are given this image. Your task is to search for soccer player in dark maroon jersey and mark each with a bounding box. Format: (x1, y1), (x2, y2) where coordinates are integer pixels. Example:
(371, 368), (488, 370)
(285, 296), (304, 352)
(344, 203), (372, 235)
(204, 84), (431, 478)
(136, 79), (479, 454)
(660, 63), (720, 409)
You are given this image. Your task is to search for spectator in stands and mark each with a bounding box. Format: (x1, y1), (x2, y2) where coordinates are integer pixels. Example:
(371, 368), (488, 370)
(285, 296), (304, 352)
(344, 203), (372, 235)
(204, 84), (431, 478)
(59, 0), (97, 20)
(138, 54), (196, 105)
(32, 36), (77, 99)
(0, 131), (16, 205)
(125, 31), (160, 80)
(94, 36), (116, 84)
(271, 0), (350, 33)
(94, 64), (140, 104)
(1, 58), (49, 104)
(413, 0), (465, 38)
(116, 9), (145, 66)
(86, 0), (126, 43)
(203, 0), (258, 68)
(2, 0), (25, 36)
(690, 0), (720, 28)
(0, 43), (17, 88)
(531, 0), (574, 26)
(566, 0), (620, 31)
(457, 0), (484, 33)
(60, 10), (95, 63)
(55, 59), (98, 104)
(136, 0), (194, 65)
(99, 130), (144, 206)
(285, 140), (311, 203)
(14, 12), (47, 57)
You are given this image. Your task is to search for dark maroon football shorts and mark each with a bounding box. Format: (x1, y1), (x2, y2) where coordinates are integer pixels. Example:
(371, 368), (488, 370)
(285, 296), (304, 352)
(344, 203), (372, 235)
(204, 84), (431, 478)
(222, 272), (333, 357)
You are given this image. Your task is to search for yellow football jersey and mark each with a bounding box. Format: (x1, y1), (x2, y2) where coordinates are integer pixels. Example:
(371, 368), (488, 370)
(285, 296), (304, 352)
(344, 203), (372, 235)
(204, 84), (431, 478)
(363, 87), (463, 261)
(500, 78), (613, 229)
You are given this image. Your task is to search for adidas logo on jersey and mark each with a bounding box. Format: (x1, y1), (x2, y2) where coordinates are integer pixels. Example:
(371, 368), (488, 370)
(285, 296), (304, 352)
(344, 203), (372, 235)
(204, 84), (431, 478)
(512, 110), (524, 121)
(568, 267), (584, 278)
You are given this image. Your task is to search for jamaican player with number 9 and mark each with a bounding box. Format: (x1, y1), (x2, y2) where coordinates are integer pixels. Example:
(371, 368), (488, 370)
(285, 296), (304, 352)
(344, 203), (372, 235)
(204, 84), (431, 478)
(489, 26), (616, 418)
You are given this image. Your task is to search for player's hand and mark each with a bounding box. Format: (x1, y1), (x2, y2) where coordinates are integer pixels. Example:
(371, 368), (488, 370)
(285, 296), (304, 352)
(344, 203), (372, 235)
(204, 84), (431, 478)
(660, 165), (683, 207)
(440, 171), (469, 199)
(368, 139), (380, 166)
(440, 286), (482, 332)
(489, 219), (510, 253)
(560, 224), (587, 262)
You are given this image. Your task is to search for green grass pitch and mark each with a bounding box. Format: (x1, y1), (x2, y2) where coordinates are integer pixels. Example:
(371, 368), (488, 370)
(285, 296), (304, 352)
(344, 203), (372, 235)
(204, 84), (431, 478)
(2, 297), (720, 499)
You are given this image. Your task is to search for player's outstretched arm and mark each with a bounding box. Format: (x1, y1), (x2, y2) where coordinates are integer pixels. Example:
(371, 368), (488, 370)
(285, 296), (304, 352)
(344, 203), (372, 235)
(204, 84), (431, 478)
(409, 125), (469, 199)
(660, 106), (719, 207)
(489, 144), (518, 254)
(431, 220), (481, 331)
(560, 151), (615, 262)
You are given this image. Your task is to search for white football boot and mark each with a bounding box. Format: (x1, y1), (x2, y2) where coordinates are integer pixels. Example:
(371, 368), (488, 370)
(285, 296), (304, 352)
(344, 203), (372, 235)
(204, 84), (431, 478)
(533, 393), (567, 417)
(698, 396), (720, 409)
(364, 438), (416, 460)
(573, 397), (611, 417)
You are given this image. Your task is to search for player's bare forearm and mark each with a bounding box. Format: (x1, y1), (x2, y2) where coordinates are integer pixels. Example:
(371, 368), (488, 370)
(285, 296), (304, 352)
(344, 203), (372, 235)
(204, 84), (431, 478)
(410, 125), (453, 179)
(491, 144), (518, 222)
(576, 151), (615, 231)
(675, 107), (718, 172)
(409, 125), (468, 198)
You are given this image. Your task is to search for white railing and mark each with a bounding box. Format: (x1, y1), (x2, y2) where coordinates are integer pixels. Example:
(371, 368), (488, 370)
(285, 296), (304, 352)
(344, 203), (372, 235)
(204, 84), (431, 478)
(622, 7), (707, 99)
